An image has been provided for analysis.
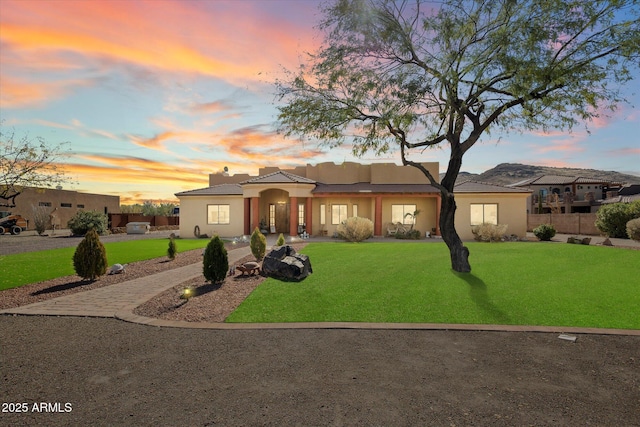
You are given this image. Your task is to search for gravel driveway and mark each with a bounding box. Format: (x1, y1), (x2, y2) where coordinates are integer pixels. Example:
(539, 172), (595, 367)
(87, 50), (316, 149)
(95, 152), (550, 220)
(1, 316), (639, 426)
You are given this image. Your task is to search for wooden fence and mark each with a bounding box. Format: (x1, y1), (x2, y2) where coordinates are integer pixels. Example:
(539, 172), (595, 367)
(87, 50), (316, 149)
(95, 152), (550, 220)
(527, 213), (600, 235)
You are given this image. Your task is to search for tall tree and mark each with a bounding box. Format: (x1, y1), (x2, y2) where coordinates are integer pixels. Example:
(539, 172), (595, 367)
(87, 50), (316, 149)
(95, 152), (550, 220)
(0, 127), (71, 208)
(276, 0), (640, 272)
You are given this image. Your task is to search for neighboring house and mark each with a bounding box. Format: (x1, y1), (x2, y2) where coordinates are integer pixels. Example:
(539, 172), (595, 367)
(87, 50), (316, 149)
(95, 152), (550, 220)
(0, 187), (120, 231)
(601, 184), (640, 205)
(176, 162), (531, 241)
(509, 175), (625, 214)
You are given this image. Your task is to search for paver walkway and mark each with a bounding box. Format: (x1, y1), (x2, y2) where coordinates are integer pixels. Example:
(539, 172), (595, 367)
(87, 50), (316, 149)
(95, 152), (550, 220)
(0, 246), (252, 318)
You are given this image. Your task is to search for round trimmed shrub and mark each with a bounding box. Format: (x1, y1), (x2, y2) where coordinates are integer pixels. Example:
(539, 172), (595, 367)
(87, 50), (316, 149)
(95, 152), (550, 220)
(627, 217), (640, 242)
(250, 227), (267, 261)
(67, 210), (108, 236)
(337, 217), (374, 242)
(73, 228), (108, 281)
(533, 223), (556, 241)
(203, 235), (228, 284)
(595, 201), (640, 238)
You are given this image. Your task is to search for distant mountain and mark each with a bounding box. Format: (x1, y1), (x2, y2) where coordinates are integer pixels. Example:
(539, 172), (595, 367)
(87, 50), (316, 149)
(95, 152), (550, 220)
(440, 163), (640, 186)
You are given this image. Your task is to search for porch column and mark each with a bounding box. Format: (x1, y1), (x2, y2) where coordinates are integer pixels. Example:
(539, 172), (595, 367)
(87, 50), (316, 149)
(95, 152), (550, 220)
(244, 198), (251, 235)
(289, 196), (298, 236)
(251, 197), (260, 232)
(305, 197), (313, 235)
(374, 195), (382, 236)
(435, 194), (441, 235)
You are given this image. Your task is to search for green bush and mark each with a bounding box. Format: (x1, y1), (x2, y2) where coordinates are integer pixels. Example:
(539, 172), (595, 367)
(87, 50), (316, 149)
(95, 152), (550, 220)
(337, 217), (374, 242)
(627, 218), (640, 242)
(395, 229), (422, 240)
(167, 237), (177, 260)
(67, 210), (108, 236)
(276, 233), (286, 246)
(472, 223), (508, 242)
(533, 223), (556, 241)
(72, 228), (108, 281)
(250, 227), (267, 261)
(203, 235), (228, 284)
(595, 201), (640, 238)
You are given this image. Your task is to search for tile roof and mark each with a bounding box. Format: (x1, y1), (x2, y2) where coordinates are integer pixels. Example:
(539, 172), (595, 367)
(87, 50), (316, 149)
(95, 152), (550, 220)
(510, 175), (624, 187)
(175, 183), (243, 197)
(241, 170), (316, 184)
(312, 183), (439, 194)
(455, 181), (532, 193)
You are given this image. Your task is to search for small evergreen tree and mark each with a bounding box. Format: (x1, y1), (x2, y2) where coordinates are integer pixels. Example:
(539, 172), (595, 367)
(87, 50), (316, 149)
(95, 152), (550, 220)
(73, 228), (108, 281)
(203, 235), (228, 284)
(250, 227), (267, 261)
(533, 224), (556, 241)
(167, 237), (177, 260)
(276, 233), (285, 246)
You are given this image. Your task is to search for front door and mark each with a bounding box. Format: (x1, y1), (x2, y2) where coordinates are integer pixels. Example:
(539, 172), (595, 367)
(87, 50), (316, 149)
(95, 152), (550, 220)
(275, 203), (288, 233)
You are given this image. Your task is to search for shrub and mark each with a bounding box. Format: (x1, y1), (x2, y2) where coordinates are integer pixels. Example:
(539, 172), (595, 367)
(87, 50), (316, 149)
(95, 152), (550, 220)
(203, 235), (228, 284)
(276, 233), (286, 246)
(72, 228), (108, 281)
(627, 218), (640, 242)
(472, 223), (508, 242)
(167, 237), (177, 260)
(337, 217), (374, 242)
(31, 205), (50, 235)
(595, 201), (640, 238)
(395, 229), (422, 240)
(67, 210), (108, 236)
(250, 227), (267, 261)
(533, 223), (556, 241)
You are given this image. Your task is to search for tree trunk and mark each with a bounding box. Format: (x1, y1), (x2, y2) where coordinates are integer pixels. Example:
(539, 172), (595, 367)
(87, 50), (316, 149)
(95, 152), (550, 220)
(440, 192), (471, 273)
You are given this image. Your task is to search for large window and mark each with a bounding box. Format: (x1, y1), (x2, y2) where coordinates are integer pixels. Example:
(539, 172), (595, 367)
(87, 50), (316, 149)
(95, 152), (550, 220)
(470, 204), (498, 226)
(320, 204), (326, 225)
(331, 204), (348, 224)
(391, 204), (417, 224)
(207, 204), (230, 225)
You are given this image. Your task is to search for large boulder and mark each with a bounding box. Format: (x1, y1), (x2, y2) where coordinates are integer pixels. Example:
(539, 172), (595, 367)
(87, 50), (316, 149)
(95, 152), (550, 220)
(262, 245), (313, 282)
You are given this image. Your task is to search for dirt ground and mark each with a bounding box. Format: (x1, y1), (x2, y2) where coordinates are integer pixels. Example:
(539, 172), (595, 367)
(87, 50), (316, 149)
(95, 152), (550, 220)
(1, 316), (638, 426)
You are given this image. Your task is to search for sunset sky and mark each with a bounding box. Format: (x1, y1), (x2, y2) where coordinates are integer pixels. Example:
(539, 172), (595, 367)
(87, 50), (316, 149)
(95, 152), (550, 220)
(1, 0), (639, 205)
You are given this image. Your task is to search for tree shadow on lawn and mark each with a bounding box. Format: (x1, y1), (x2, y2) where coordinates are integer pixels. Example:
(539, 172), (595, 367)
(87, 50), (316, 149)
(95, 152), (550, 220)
(31, 279), (95, 296)
(454, 272), (511, 324)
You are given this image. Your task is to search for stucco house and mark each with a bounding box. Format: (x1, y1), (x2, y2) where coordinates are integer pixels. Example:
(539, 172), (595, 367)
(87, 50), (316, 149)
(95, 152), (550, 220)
(176, 162), (530, 241)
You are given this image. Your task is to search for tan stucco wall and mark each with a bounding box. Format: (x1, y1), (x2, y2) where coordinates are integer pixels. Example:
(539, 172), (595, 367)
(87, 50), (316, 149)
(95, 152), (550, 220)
(242, 183), (314, 198)
(370, 163), (439, 184)
(311, 196), (375, 236)
(1, 187), (119, 230)
(454, 193), (529, 240)
(380, 196), (438, 235)
(178, 195), (244, 238)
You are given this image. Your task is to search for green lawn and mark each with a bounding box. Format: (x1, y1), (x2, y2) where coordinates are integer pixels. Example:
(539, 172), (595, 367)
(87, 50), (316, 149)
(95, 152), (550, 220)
(0, 238), (210, 290)
(226, 242), (640, 329)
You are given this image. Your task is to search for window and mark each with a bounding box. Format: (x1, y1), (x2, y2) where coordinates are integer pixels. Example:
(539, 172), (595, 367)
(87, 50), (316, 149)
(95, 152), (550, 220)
(470, 204), (498, 226)
(207, 204), (230, 224)
(61, 203), (72, 208)
(38, 202), (52, 207)
(352, 204), (358, 218)
(298, 204), (305, 225)
(331, 204), (347, 224)
(391, 204), (417, 224)
(320, 204), (326, 225)
(76, 204), (85, 209)
(269, 204), (275, 227)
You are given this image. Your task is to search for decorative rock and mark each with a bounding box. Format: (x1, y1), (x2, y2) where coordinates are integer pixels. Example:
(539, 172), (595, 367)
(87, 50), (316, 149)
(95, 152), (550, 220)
(581, 237), (591, 245)
(602, 238), (613, 246)
(108, 264), (126, 275)
(262, 245), (312, 282)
